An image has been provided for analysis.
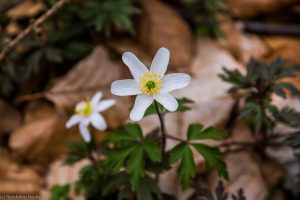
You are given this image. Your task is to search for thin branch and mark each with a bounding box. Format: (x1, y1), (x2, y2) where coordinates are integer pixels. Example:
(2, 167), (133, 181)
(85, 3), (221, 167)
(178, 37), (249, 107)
(242, 21), (300, 36)
(0, 0), (71, 64)
(165, 134), (185, 142)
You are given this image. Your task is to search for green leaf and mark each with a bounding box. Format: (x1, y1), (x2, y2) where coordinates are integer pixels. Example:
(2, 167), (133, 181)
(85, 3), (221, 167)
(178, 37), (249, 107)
(127, 146), (145, 190)
(276, 82), (300, 97)
(192, 144), (228, 180)
(50, 184), (70, 200)
(107, 130), (137, 143)
(144, 140), (162, 162)
(169, 142), (188, 164)
(169, 143), (196, 190)
(187, 123), (227, 141)
(177, 97), (194, 112)
(64, 140), (93, 165)
(124, 123), (143, 141)
(136, 176), (160, 200)
(104, 145), (136, 172)
(178, 146), (196, 190)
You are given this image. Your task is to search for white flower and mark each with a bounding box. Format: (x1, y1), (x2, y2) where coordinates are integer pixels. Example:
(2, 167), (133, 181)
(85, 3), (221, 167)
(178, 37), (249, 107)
(66, 92), (116, 142)
(111, 47), (191, 121)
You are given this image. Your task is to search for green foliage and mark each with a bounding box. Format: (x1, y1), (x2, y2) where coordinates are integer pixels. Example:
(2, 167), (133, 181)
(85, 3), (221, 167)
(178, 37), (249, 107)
(64, 140), (94, 165)
(188, 123), (228, 140)
(194, 180), (246, 200)
(0, 0), (141, 98)
(105, 123), (162, 190)
(169, 123), (228, 190)
(220, 58), (300, 134)
(144, 97), (193, 117)
(50, 184), (70, 200)
(284, 132), (300, 160)
(182, 0), (225, 38)
(61, 108), (227, 198)
(78, 0), (140, 37)
(75, 164), (106, 198)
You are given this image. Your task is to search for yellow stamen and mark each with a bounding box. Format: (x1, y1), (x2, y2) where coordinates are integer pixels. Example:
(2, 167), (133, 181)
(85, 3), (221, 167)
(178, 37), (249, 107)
(139, 72), (162, 96)
(75, 101), (92, 116)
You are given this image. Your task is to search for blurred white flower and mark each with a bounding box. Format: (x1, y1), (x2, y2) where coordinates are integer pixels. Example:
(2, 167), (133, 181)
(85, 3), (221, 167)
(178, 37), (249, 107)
(66, 92), (116, 142)
(111, 47), (191, 121)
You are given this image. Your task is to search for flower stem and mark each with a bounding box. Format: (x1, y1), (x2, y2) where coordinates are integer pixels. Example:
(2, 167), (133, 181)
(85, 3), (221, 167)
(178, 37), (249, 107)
(154, 101), (166, 155)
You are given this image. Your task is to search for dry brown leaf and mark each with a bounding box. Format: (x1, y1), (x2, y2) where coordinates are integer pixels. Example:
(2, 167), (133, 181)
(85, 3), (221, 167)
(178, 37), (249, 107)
(219, 20), (269, 64)
(137, 0), (194, 71)
(7, 0), (46, 19)
(9, 101), (68, 163)
(264, 36), (300, 65)
(0, 151), (42, 194)
(40, 158), (89, 200)
(227, 0), (293, 18)
(0, 99), (21, 136)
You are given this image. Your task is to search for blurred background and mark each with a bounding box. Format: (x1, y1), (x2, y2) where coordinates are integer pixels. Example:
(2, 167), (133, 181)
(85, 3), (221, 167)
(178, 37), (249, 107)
(0, 0), (300, 199)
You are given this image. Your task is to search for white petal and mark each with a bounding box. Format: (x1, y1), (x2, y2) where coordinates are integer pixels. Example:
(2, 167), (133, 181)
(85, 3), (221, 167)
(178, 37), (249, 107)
(154, 93), (178, 112)
(96, 99), (116, 112)
(91, 113), (107, 131)
(122, 52), (149, 81)
(66, 115), (83, 128)
(91, 92), (103, 107)
(159, 73), (191, 94)
(79, 123), (91, 142)
(150, 47), (170, 77)
(130, 94), (154, 121)
(111, 79), (141, 96)
(82, 117), (91, 126)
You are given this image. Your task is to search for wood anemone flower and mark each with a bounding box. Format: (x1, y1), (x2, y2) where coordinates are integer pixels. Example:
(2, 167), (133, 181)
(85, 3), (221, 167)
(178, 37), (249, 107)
(111, 47), (191, 121)
(66, 92), (116, 142)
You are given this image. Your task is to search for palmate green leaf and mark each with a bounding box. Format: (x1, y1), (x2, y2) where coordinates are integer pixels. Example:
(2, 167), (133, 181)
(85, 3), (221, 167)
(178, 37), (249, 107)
(169, 142), (195, 190)
(50, 184), (70, 200)
(124, 123), (143, 140)
(187, 123), (227, 141)
(105, 123), (162, 191)
(136, 175), (160, 200)
(64, 140), (93, 165)
(144, 97), (193, 117)
(192, 144), (228, 180)
(104, 145), (136, 172)
(107, 123), (143, 143)
(169, 142), (188, 163)
(127, 147), (145, 190)
(144, 140), (162, 162)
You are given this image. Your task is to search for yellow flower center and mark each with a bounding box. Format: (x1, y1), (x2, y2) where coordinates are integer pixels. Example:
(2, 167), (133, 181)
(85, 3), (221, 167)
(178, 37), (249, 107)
(139, 72), (162, 96)
(75, 101), (92, 116)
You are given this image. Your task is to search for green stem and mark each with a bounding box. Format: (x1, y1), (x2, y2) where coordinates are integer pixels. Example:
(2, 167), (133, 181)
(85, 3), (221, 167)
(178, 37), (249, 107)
(154, 101), (166, 156)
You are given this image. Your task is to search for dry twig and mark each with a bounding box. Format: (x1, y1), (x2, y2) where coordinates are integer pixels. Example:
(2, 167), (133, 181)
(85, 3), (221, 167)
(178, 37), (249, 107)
(0, 0), (71, 64)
